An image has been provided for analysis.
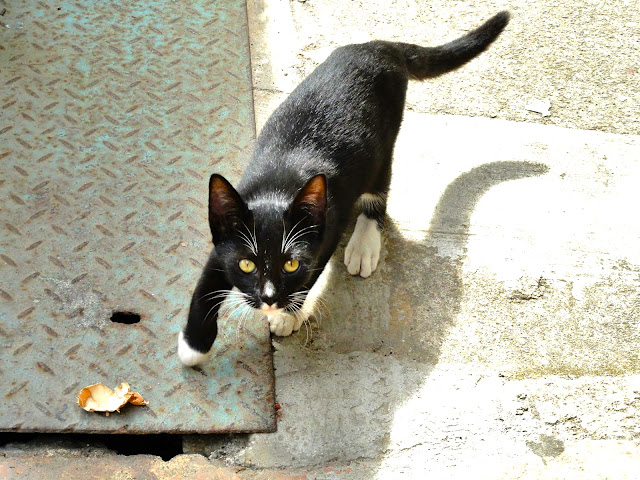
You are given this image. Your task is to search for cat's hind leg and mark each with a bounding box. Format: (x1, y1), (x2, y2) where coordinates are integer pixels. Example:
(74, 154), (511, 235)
(344, 192), (386, 278)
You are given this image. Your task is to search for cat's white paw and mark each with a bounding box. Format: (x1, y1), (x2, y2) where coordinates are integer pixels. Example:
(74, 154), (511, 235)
(178, 331), (209, 366)
(268, 311), (302, 337)
(344, 213), (381, 278)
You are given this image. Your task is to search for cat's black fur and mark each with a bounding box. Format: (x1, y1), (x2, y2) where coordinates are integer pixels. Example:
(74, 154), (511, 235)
(181, 12), (510, 357)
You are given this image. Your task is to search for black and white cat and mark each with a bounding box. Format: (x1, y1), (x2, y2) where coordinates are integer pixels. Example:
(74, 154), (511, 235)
(178, 12), (510, 366)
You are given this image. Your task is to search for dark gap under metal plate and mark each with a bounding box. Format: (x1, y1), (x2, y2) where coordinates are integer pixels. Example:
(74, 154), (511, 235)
(0, 0), (275, 433)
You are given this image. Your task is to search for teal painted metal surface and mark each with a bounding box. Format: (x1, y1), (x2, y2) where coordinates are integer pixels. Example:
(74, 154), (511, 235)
(0, 0), (275, 433)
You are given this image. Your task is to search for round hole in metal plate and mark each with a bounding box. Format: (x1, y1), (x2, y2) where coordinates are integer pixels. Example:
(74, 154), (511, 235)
(110, 311), (141, 324)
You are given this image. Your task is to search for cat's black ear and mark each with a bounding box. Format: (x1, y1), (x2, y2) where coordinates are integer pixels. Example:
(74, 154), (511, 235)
(208, 174), (247, 242)
(290, 174), (327, 225)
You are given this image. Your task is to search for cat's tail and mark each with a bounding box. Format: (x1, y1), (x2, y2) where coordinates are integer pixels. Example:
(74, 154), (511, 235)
(394, 11), (510, 80)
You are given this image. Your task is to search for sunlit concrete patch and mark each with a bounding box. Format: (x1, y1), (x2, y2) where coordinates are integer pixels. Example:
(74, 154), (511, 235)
(498, 440), (640, 480)
(251, 0), (640, 136)
(389, 112), (640, 268)
(382, 113), (640, 377)
(213, 344), (640, 475)
(441, 271), (640, 378)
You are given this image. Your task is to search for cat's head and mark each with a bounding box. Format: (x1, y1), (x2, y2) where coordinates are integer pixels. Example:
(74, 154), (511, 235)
(207, 173), (326, 315)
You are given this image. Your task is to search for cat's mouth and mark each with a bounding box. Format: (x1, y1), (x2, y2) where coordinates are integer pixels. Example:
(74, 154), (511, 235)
(258, 303), (284, 316)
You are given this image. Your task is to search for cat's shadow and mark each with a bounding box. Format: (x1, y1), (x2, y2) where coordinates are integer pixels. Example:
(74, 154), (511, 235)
(298, 160), (549, 356)
(265, 160), (549, 468)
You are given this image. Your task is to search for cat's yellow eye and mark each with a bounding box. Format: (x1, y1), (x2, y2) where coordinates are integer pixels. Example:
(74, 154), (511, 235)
(238, 259), (256, 273)
(283, 259), (300, 273)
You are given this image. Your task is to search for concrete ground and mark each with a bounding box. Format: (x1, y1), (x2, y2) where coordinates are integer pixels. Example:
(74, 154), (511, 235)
(3, 0), (640, 478)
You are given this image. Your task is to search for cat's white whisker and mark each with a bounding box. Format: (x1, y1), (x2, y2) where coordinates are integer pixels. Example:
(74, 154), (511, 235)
(202, 294), (234, 305)
(199, 288), (243, 302)
(219, 297), (246, 316)
(282, 218), (305, 253)
(234, 303), (256, 343)
(288, 301), (312, 344)
(302, 314), (311, 344)
(225, 303), (248, 342)
(225, 300), (248, 320)
(200, 289), (252, 327)
(239, 306), (254, 341)
(213, 299), (244, 322)
(313, 295), (332, 328)
(230, 305), (245, 342)
(293, 308), (307, 343)
(213, 300), (242, 318)
(199, 290), (229, 302)
(238, 221), (258, 256)
(202, 295), (243, 326)
(289, 289), (310, 297)
(281, 218), (288, 253)
(236, 230), (257, 256)
(283, 224), (318, 253)
(202, 301), (226, 327)
(282, 219), (318, 253)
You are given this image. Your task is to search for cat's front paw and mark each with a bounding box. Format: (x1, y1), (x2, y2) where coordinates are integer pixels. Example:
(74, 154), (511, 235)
(268, 311), (302, 337)
(344, 214), (381, 278)
(178, 331), (210, 367)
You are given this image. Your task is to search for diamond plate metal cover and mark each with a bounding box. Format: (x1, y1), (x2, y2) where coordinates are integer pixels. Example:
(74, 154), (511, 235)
(0, 0), (276, 433)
